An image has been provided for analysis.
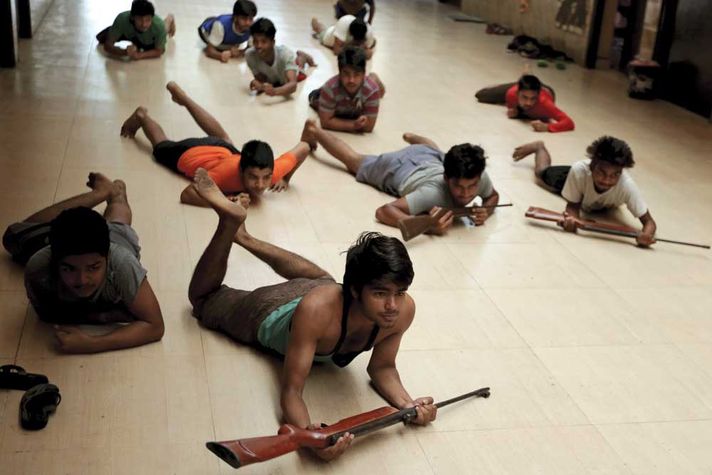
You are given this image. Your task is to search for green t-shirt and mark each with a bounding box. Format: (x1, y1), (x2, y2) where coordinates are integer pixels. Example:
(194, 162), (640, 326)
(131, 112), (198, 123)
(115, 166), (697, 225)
(108, 11), (167, 50)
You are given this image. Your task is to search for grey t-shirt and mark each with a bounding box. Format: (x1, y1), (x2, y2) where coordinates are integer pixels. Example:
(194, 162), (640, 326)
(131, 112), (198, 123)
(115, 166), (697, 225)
(24, 226), (147, 324)
(404, 165), (495, 215)
(245, 44), (299, 86)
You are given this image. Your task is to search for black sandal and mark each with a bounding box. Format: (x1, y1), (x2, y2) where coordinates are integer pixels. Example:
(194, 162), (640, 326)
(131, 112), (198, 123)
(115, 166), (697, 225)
(20, 383), (61, 430)
(0, 365), (49, 391)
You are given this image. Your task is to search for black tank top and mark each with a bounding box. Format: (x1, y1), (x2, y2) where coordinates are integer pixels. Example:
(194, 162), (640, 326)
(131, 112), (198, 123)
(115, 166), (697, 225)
(327, 291), (380, 368)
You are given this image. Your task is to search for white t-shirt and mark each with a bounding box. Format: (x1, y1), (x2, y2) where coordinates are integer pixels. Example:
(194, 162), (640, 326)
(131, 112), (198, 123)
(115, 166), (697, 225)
(561, 160), (648, 218)
(322, 14), (375, 48)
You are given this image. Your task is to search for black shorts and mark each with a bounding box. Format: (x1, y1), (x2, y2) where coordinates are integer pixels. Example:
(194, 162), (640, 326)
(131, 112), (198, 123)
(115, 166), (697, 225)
(540, 165), (571, 195)
(153, 137), (239, 172)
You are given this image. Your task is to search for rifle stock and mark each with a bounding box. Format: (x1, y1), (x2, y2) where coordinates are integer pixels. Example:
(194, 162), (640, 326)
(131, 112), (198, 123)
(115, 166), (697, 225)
(207, 387), (491, 469)
(206, 406), (400, 468)
(398, 204), (513, 241)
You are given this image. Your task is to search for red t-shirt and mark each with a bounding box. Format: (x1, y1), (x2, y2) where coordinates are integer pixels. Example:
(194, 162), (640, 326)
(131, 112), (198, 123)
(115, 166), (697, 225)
(505, 85), (575, 133)
(177, 146), (297, 193)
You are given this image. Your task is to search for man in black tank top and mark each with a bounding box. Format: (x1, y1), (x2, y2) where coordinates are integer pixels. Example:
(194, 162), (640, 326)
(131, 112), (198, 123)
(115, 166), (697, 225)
(188, 170), (437, 462)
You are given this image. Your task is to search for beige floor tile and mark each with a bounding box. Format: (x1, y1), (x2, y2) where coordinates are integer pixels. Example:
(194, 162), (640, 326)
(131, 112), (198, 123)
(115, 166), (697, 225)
(404, 289), (526, 350)
(111, 442), (220, 475)
(395, 349), (590, 430)
(0, 292), (28, 358)
(487, 288), (642, 347)
(535, 345), (712, 424)
(613, 288), (712, 343)
(419, 426), (629, 474)
(0, 447), (112, 475)
(561, 237), (712, 289)
(598, 421), (712, 474)
(449, 240), (606, 290)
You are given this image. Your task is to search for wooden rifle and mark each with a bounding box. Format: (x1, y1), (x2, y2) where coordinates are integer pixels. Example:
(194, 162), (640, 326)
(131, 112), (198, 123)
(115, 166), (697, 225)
(206, 387), (491, 469)
(398, 204), (513, 241)
(525, 206), (710, 249)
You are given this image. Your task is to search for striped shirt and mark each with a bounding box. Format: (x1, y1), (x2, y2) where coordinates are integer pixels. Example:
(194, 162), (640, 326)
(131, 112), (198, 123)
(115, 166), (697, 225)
(318, 75), (380, 119)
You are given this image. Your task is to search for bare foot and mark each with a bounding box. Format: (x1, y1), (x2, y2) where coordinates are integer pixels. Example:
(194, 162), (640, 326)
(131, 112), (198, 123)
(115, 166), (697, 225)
(301, 119), (318, 151)
(120, 107), (147, 138)
(165, 14), (176, 38)
(111, 179), (127, 200)
(297, 50), (317, 68)
(311, 17), (324, 34)
(512, 141), (543, 161)
(402, 132), (418, 144)
(368, 72), (385, 98)
(193, 168), (246, 224)
(86, 172), (114, 198)
(166, 81), (188, 106)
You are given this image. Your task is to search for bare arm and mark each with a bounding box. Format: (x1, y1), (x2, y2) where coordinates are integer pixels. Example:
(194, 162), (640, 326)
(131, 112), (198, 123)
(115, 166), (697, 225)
(280, 299), (325, 427)
(204, 44), (231, 62)
(560, 201), (583, 232)
(318, 109), (375, 133)
(375, 197), (413, 228)
(637, 211), (657, 247)
(55, 278), (165, 354)
(103, 39), (129, 58)
(367, 298), (436, 425)
(130, 47), (165, 60)
(266, 70), (298, 97)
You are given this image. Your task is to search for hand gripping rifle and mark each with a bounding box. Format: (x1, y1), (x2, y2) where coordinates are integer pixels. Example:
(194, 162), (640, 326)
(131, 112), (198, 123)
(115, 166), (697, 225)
(398, 204), (513, 241)
(206, 387), (491, 469)
(525, 206), (710, 249)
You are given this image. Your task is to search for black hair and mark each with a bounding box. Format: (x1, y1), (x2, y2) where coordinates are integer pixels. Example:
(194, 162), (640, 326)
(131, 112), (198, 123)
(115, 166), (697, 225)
(518, 74), (542, 93)
(342, 232), (414, 302)
(586, 136), (635, 168)
(337, 46), (367, 73)
(249, 17), (276, 40)
(130, 0), (155, 17)
(233, 0), (257, 17)
(443, 144), (487, 179)
(50, 207), (110, 262)
(348, 18), (368, 42)
(239, 140), (274, 171)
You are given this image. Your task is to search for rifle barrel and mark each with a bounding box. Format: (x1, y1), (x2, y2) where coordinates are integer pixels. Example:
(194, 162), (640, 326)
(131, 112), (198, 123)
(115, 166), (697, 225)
(582, 225), (710, 249)
(327, 387), (491, 444)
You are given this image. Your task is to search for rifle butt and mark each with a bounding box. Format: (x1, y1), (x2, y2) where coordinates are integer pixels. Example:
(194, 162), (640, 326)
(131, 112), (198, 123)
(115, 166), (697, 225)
(206, 424), (327, 469)
(398, 216), (436, 241)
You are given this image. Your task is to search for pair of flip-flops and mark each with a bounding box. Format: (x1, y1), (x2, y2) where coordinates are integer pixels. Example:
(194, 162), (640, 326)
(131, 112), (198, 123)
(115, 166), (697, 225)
(0, 365), (61, 431)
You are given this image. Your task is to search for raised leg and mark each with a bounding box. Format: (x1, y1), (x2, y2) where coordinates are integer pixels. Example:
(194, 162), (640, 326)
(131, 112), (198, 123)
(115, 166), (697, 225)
(103, 180), (132, 225)
(402, 132), (439, 151)
(512, 140), (551, 178)
(164, 14), (176, 37)
(120, 106), (169, 146)
(474, 82), (516, 104)
(24, 172), (114, 223)
(311, 17), (325, 34)
(306, 119), (366, 175)
(296, 50), (317, 68)
(188, 169), (247, 307)
(235, 227), (330, 281)
(166, 82), (233, 144)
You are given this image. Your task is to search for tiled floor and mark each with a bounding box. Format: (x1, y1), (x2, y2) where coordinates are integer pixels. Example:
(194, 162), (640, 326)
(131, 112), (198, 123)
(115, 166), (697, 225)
(1, 0), (712, 473)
